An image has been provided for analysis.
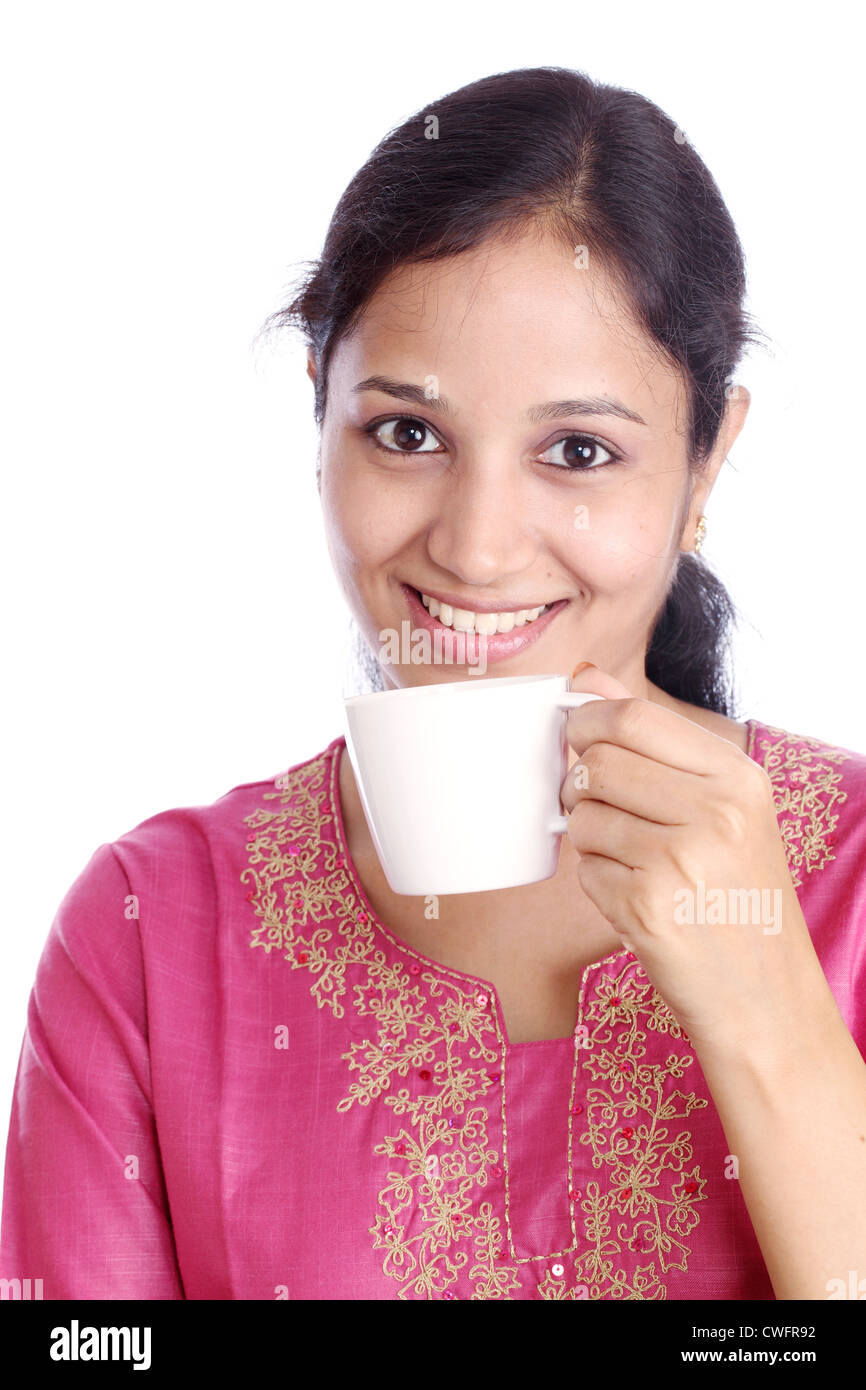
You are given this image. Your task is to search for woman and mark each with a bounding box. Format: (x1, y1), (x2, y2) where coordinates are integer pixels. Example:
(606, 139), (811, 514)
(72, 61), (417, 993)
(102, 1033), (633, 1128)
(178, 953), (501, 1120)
(2, 66), (865, 1303)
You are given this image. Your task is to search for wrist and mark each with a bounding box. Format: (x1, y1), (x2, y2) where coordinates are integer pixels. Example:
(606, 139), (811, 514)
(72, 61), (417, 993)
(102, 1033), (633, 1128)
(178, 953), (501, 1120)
(691, 987), (843, 1087)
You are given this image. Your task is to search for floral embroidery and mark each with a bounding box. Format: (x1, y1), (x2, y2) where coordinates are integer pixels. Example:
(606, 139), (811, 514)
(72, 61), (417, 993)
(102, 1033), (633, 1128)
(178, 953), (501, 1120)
(537, 1268), (583, 1300)
(243, 748), (523, 1299)
(242, 722), (851, 1298)
(749, 724), (850, 888)
(242, 743), (716, 1299)
(570, 960), (708, 1299)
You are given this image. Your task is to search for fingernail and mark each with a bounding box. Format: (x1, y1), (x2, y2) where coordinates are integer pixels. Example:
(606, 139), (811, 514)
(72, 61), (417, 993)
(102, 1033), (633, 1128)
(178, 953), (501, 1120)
(572, 661), (598, 677)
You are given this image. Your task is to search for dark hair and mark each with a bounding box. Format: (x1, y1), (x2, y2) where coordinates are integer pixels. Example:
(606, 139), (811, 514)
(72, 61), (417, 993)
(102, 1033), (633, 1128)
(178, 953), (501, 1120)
(259, 66), (765, 716)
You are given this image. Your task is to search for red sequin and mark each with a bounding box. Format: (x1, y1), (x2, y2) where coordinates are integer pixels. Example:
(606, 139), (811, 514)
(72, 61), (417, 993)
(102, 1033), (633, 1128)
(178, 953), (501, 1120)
(685, 1180), (698, 1194)
(298, 951), (309, 963)
(357, 912), (368, 924)
(409, 963), (421, 975)
(571, 1104), (584, 1115)
(491, 1165), (502, 1178)
(622, 1127), (634, 1138)
(418, 1069), (431, 1081)
(394, 1143), (406, 1155)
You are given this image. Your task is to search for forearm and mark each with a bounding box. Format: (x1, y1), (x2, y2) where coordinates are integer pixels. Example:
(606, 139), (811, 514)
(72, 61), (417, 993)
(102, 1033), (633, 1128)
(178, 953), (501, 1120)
(694, 995), (866, 1301)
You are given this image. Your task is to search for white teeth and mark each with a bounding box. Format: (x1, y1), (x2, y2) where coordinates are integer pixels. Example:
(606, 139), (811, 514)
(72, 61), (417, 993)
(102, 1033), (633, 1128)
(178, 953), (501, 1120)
(451, 607), (475, 632)
(419, 592), (550, 635)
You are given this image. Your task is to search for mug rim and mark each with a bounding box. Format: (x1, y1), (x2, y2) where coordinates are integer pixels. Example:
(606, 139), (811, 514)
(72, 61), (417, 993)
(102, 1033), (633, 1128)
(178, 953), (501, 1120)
(344, 672), (569, 708)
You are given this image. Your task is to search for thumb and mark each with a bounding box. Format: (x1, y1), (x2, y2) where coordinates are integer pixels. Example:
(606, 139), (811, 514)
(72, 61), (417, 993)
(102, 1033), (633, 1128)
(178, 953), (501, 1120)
(569, 660), (634, 701)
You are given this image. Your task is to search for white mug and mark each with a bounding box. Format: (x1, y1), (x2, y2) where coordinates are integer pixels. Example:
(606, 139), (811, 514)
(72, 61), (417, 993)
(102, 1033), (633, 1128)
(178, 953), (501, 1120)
(342, 673), (603, 896)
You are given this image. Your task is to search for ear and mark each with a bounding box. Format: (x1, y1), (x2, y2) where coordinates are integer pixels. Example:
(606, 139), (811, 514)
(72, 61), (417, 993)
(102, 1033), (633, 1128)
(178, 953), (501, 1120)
(679, 385), (751, 552)
(306, 349), (317, 385)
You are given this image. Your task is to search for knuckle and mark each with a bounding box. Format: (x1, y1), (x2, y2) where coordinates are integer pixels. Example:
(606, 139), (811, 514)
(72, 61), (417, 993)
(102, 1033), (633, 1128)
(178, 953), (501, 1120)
(614, 697), (645, 742)
(567, 798), (592, 843)
(709, 795), (750, 843)
(581, 744), (604, 782)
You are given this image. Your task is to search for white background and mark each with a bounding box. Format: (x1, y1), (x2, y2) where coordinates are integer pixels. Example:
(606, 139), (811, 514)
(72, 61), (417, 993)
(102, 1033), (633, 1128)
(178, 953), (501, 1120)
(1, 2), (863, 1136)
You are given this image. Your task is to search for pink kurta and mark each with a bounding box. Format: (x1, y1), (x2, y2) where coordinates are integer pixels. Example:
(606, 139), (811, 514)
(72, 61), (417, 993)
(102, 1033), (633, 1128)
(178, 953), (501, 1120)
(2, 719), (865, 1300)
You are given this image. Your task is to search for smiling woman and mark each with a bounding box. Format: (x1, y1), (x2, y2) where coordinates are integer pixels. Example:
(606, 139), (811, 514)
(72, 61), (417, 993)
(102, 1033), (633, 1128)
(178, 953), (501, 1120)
(274, 68), (760, 717)
(2, 65), (866, 1305)
(307, 227), (746, 694)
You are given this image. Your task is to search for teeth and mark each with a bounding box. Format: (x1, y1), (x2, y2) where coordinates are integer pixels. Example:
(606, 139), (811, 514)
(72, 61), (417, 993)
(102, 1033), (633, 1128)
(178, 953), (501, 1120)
(419, 592), (550, 635)
(451, 607), (475, 632)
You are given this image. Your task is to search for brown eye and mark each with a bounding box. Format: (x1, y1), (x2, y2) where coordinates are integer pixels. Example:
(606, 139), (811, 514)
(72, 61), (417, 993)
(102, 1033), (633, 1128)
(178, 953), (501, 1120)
(368, 417), (443, 454)
(540, 435), (618, 470)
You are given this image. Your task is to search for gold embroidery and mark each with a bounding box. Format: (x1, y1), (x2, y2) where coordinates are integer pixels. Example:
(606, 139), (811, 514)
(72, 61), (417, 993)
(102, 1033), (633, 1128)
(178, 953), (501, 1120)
(749, 723), (851, 888)
(570, 961), (708, 1299)
(244, 722), (855, 1298)
(244, 749), (523, 1299)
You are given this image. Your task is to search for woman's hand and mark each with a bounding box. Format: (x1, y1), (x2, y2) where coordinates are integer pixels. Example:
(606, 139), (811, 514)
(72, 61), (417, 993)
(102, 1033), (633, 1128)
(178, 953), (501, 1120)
(559, 666), (835, 1060)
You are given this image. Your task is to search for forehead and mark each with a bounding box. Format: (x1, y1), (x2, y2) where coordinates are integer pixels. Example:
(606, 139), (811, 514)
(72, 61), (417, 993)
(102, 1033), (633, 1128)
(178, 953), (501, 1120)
(328, 228), (686, 432)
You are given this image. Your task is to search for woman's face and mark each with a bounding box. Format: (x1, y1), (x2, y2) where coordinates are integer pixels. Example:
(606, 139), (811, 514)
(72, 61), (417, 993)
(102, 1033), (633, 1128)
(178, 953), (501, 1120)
(314, 228), (747, 692)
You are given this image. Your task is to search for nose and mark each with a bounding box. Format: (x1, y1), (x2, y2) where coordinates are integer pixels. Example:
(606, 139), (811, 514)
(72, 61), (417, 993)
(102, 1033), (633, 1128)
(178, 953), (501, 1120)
(425, 457), (539, 587)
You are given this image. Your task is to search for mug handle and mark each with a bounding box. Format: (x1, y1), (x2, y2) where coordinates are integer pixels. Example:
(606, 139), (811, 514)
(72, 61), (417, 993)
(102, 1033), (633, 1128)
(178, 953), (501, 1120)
(548, 691), (605, 835)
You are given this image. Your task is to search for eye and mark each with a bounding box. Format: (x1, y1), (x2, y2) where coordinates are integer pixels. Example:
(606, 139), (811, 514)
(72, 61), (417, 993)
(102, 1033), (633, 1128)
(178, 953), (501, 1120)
(365, 416), (445, 455)
(538, 434), (621, 471)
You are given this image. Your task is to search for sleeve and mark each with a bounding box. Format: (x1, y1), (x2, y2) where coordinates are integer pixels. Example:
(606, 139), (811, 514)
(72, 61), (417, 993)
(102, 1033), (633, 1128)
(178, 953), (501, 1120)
(0, 841), (185, 1299)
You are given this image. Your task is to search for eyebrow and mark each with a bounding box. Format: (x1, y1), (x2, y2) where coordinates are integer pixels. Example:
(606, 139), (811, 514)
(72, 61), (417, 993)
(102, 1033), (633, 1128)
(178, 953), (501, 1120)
(352, 375), (648, 427)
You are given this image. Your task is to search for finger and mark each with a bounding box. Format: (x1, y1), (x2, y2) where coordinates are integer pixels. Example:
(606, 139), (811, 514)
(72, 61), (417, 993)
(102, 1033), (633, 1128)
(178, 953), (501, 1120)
(569, 662), (634, 701)
(560, 741), (695, 824)
(564, 798), (664, 870)
(572, 853), (635, 936)
(565, 691), (729, 776)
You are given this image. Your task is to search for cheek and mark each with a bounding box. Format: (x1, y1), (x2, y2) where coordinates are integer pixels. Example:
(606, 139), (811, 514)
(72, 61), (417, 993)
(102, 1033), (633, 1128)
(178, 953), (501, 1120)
(321, 461), (420, 578)
(556, 489), (678, 589)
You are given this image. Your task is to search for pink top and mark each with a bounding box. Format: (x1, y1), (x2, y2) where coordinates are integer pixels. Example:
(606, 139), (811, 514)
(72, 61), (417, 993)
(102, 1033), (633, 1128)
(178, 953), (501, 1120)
(2, 718), (866, 1300)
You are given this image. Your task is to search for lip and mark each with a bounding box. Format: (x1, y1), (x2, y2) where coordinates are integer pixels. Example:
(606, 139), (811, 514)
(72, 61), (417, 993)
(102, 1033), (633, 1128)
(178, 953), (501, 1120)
(399, 582), (569, 665)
